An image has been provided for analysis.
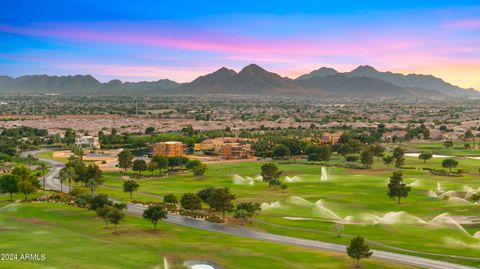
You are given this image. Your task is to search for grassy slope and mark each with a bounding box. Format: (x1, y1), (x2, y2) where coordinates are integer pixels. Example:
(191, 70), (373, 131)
(395, 142), (480, 156)
(97, 156), (480, 266)
(0, 203), (415, 269)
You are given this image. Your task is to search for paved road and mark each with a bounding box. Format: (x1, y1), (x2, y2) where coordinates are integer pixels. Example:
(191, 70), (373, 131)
(30, 150), (478, 269)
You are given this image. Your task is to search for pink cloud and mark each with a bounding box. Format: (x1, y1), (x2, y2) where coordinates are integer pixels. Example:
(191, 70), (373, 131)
(0, 23), (427, 59)
(446, 19), (480, 29)
(56, 62), (214, 82)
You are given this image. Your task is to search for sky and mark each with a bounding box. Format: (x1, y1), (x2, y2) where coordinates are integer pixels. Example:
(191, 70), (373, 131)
(1, 1), (479, 89)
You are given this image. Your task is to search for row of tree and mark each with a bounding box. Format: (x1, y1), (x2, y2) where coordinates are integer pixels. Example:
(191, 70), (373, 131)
(118, 150), (207, 176)
(0, 166), (41, 200)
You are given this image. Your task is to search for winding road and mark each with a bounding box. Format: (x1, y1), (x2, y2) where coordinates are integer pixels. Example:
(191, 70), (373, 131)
(30, 150), (478, 269)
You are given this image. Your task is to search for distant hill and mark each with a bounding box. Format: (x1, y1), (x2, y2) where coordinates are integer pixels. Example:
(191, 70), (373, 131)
(296, 74), (444, 97)
(0, 75), (180, 94)
(104, 79), (180, 93)
(297, 65), (478, 97)
(0, 75), (103, 93)
(0, 64), (477, 97)
(175, 64), (316, 96)
(296, 67), (339, 80)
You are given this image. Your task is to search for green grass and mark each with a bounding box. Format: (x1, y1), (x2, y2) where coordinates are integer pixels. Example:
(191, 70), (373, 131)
(97, 155), (480, 267)
(36, 150), (69, 163)
(396, 142), (480, 156)
(0, 202), (415, 269)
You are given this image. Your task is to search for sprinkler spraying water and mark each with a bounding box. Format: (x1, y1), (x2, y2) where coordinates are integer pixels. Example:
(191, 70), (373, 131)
(164, 257), (169, 269)
(321, 166), (328, 181)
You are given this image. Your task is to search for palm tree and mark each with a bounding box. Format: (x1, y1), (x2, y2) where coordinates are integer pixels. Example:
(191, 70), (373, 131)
(59, 166), (76, 193)
(40, 163), (48, 190)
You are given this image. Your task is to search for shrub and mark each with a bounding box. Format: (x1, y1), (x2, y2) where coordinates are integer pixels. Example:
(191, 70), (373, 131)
(206, 215), (224, 223)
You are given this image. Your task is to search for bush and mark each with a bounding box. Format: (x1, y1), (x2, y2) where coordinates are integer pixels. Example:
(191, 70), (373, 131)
(179, 209), (208, 219)
(163, 193), (178, 204)
(422, 167), (463, 177)
(73, 195), (91, 208)
(206, 215), (224, 223)
(69, 187), (85, 197)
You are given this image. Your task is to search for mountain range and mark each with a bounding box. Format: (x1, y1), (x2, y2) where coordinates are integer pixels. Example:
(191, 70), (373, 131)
(0, 64), (477, 97)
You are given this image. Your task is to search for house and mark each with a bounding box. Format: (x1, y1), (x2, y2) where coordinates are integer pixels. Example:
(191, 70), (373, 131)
(194, 139), (226, 152)
(218, 143), (253, 160)
(152, 141), (185, 157)
(321, 132), (342, 144)
(382, 131), (407, 142)
(75, 136), (101, 150)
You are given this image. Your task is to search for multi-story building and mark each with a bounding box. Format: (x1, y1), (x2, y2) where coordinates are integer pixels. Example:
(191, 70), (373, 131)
(218, 143), (253, 160)
(152, 141), (185, 157)
(75, 136), (101, 150)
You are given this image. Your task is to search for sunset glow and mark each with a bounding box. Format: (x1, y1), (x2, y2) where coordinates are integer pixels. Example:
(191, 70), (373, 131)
(1, 1), (479, 89)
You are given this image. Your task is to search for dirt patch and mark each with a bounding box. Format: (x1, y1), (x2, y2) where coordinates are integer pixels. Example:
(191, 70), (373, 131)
(13, 217), (50, 225)
(110, 228), (169, 237)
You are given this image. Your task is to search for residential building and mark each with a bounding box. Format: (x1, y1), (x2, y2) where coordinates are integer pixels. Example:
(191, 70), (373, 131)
(152, 141), (185, 157)
(321, 132), (342, 144)
(193, 138), (225, 152)
(218, 143), (253, 160)
(75, 136), (101, 150)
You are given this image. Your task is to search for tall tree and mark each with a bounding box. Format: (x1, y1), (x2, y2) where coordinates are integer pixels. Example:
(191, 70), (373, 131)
(96, 206), (113, 229)
(260, 163), (283, 188)
(387, 171), (411, 204)
(442, 158), (459, 172)
(64, 129), (76, 145)
(392, 147), (404, 159)
(272, 144), (290, 159)
(382, 155), (394, 167)
(360, 149), (374, 168)
(208, 187), (236, 219)
(346, 236), (373, 267)
(132, 159), (147, 175)
(147, 162), (157, 175)
(123, 180), (139, 198)
(151, 155), (168, 175)
(71, 146), (85, 161)
(180, 193), (202, 213)
(143, 205), (168, 231)
(59, 166), (76, 192)
(86, 163), (103, 193)
(118, 150), (133, 173)
(39, 163), (48, 190)
(443, 140), (453, 149)
(197, 187), (216, 204)
(186, 160), (207, 176)
(108, 209), (124, 232)
(25, 154), (37, 169)
(337, 144), (353, 158)
(17, 180), (35, 200)
(371, 144), (386, 160)
(395, 157), (405, 169)
(0, 174), (19, 201)
(318, 145), (332, 165)
(418, 152), (433, 164)
(89, 194), (112, 210)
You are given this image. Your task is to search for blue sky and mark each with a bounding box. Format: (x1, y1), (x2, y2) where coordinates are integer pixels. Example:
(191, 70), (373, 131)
(1, 1), (479, 89)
